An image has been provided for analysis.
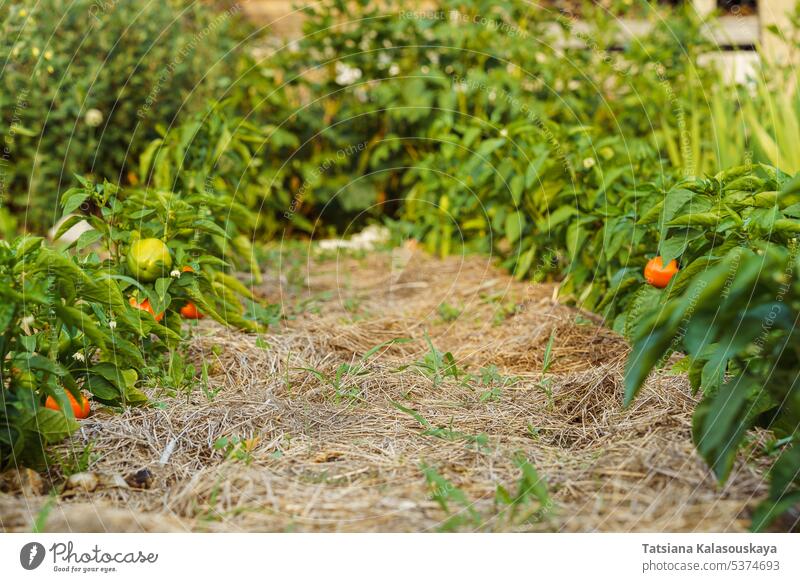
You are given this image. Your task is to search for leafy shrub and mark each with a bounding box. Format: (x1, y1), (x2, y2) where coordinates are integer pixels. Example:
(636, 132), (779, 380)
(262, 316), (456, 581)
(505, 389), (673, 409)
(625, 167), (800, 530)
(0, 235), (162, 467)
(224, 0), (715, 234)
(0, 0), (242, 231)
(244, 0), (559, 230)
(137, 102), (298, 243)
(58, 174), (264, 331)
(1, 159), (274, 468)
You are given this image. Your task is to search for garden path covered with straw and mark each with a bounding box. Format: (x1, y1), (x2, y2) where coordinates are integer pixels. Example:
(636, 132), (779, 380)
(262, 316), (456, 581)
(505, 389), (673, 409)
(0, 245), (770, 532)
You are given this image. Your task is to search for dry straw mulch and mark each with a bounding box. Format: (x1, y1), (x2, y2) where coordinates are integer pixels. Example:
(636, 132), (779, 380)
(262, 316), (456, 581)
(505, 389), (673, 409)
(0, 245), (771, 532)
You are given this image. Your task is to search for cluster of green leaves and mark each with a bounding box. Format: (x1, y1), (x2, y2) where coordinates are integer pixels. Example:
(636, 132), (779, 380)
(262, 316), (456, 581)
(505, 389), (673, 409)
(155, 0), (610, 236)
(32, 0), (742, 246)
(625, 168), (800, 531)
(0, 0), (243, 232)
(423, 454), (551, 532)
(213, 435), (259, 465)
(1, 165), (276, 468)
(58, 176), (264, 332)
(0, 236), (159, 467)
(137, 102), (299, 243)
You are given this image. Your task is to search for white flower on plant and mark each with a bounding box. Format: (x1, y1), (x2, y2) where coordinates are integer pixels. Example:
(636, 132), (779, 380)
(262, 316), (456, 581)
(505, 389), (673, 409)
(389, 64), (400, 76)
(335, 62), (362, 86)
(72, 351), (85, 362)
(170, 269), (181, 278)
(85, 108), (103, 127)
(583, 157), (596, 169)
(500, 128), (508, 137)
(109, 320), (117, 330)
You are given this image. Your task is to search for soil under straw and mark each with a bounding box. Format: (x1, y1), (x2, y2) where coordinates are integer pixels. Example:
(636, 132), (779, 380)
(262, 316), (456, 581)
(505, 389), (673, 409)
(0, 245), (772, 532)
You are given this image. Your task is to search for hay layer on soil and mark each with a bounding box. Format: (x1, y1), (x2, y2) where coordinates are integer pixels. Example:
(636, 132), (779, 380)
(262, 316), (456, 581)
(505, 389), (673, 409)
(0, 247), (770, 532)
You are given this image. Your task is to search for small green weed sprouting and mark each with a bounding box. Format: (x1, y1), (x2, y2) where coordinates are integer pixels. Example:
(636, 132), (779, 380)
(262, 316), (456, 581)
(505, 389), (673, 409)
(343, 297), (362, 313)
(168, 350), (197, 395)
(494, 454), (553, 528)
(361, 337), (413, 360)
(407, 333), (464, 387)
(292, 291), (334, 316)
(437, 302), (461, 322)
(492, 301), (519, 325)
(199, 361), (222, 402)
(477, 364), (518, 402)
(213, 436), (259, 464)
(537, 330), (557, 408)
(296, 338), (412, 402)
(421, 463), (482, 532)
(422, 455), (552, 532)
(479, 291), (519, 326)
(295, 362), (366, 402)
(392, 402), (489, 449)
(195, 474), (226, 524)
(542, 330), (556, 374)
(141, 350), (196, 399)
(48, 442), (96, 478)
(245, 300), (282, 328)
